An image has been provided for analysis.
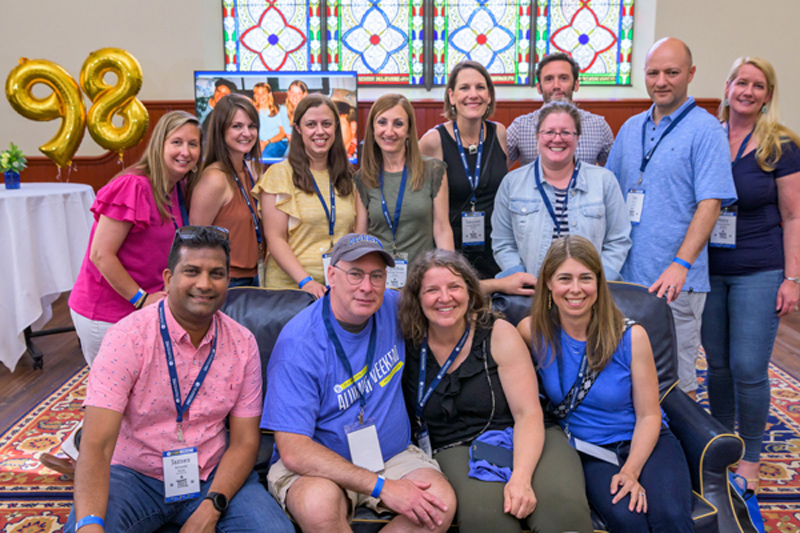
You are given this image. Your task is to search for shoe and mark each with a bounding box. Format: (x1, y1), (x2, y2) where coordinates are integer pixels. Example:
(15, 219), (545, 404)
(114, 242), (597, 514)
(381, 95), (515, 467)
(39, 452), (75, 477)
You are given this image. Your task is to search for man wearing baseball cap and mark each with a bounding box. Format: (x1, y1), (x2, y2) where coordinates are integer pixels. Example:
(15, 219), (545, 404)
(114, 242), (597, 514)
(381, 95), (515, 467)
(261, 233), (455, 531)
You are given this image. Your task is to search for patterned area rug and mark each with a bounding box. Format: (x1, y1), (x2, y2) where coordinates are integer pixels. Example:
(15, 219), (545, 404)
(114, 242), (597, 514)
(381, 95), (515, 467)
(0, 500), (72, 533)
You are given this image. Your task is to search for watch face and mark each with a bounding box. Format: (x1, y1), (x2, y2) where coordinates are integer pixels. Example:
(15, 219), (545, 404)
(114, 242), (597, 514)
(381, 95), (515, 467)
(208, 492), (228, 512)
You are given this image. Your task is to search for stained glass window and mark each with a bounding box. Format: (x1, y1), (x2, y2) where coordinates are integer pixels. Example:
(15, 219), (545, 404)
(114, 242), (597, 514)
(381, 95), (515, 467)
(534, 0), (634, 85)
(329, 0), (424, 85)
(222, 0), (634, 86)
(435, 0), (532, 85)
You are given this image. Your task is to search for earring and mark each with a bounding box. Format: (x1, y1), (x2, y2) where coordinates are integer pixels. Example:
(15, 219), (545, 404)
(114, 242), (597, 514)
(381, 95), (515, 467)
(548, 293), (552, 310)
(451, 104), (457, 116)
(723, 97), (729, 107)
(191, 165), (198, 174)
(761, 104), (769, 114)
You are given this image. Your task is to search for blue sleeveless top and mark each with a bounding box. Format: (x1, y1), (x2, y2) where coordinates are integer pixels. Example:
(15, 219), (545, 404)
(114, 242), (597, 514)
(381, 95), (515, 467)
(538, 327), (641, 445)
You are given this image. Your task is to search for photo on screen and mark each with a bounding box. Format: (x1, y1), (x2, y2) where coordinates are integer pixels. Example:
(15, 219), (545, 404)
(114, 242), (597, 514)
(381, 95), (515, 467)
(194, 71), (359, 165)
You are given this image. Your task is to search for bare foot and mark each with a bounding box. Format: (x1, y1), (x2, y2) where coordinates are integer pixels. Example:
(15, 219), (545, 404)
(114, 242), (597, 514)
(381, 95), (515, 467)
(39, 452), (75, 477)
(735, 460), (761, 493)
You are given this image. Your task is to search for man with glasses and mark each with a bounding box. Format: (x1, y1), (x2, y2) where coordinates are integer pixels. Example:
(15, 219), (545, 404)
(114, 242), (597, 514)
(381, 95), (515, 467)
(262, 233), (456, 532)
(507, 52), (614, 167)
(67, 226), (293, 533)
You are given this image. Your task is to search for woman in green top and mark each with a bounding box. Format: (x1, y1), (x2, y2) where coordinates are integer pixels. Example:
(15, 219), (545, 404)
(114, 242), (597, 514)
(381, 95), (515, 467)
(355, 94), (454, 288)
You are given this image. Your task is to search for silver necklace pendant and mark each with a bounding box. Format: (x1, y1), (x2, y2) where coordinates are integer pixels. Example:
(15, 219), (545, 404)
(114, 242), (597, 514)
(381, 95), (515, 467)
(468, 144), (478, 155)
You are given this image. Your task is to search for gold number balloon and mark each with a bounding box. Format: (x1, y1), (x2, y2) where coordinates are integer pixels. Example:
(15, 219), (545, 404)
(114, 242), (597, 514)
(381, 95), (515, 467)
(80, 48), (149, 154)
(5, 58), (86, 168)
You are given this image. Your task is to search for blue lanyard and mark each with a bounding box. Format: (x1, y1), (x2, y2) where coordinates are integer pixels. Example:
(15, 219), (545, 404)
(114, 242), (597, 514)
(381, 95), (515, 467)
(171, 185), (189, 231)
(311, 172), (336, 248)
(639, 101), (697, 179)
(321, 294), (377, 422)
(234, 161), (263, 244)
(534, 158), (580, 238)
(159, 300), (218, 425)
(452, 120), (484, 207)
(416, 324), (471, 418)
(556, 335), (589, 416)
(378, 165), (408, 254)
(728, 127), (754, 168)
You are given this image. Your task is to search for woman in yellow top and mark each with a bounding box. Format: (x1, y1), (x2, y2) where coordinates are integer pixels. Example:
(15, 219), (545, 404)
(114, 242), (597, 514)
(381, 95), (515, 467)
(255, 93), (363, 297)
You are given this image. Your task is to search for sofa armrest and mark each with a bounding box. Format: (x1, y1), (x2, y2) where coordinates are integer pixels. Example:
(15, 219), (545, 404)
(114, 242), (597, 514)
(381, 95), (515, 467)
(661, 389), (744, 533)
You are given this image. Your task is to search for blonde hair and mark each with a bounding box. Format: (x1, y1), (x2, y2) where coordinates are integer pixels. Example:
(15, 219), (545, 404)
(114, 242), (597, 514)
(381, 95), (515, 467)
(360, 94), (425, 190)
(719, 56), (800, 172)
(122, 110), (202, 221)
(529, 236), (624, 372)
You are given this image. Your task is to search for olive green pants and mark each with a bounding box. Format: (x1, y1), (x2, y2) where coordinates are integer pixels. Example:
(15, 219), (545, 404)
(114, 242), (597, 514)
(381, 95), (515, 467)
(434, 426), (593, 533)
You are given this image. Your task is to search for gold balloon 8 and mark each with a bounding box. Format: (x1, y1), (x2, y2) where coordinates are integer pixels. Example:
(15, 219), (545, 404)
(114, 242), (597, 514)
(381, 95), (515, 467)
(5, 58), (86, 168)
(80, 48), (149, 154)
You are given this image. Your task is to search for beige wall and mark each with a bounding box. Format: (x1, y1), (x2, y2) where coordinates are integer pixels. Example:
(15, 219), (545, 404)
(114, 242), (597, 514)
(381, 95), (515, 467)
(2, 0), (798, 159)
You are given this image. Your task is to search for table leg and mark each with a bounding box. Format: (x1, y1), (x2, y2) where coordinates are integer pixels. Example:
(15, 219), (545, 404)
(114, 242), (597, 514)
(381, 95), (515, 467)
(24, 327), (44, 369)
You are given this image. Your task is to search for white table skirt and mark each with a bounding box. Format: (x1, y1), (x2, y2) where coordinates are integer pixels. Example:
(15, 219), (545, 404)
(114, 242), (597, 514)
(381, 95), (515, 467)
(0, 182), (95, 371)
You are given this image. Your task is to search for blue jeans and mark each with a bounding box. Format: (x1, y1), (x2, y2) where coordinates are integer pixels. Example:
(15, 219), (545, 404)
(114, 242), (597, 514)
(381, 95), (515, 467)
(581, 428), (693, 533)
(229, 275), (258, 288)
(701, 269), (783, 462)
(65, 465), (293, 532)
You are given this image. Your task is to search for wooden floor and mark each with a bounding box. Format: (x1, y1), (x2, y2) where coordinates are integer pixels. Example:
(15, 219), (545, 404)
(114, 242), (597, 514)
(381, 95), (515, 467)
(1, 293), (799, 434)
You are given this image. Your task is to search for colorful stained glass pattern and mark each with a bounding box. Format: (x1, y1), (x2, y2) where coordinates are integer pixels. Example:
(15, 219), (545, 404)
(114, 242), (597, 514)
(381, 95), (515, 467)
(329, 0), (421, 84)
(535, 0), (634, 85)
(223, 0), (313, 72)
(435, 0), (532, 85)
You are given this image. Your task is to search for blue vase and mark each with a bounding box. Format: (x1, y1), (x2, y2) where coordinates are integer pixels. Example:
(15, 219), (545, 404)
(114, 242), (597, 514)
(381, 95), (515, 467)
(4, 170), (20, 189)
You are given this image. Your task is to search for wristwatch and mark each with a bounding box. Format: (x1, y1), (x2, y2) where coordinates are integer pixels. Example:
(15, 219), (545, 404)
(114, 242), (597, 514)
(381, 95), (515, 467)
(204, 491), (229, 515)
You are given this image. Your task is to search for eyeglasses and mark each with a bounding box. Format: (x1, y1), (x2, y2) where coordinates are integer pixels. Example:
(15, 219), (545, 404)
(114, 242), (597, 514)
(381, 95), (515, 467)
(175, 225), (230, 242)
(538, 130), (578, 141)
(333, 264), (387, 287)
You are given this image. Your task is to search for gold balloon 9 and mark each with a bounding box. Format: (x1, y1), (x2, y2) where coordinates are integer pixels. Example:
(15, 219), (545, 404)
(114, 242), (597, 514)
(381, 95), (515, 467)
(5, 58), (86, 168)
(80, 48), (149, 154)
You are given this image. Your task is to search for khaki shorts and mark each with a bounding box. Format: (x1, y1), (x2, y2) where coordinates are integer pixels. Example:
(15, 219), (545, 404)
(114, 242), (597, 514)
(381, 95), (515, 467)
(267, 444), (441, 519)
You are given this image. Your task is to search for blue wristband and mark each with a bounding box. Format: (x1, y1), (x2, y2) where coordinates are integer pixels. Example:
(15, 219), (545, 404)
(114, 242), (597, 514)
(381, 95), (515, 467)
(371, 475), (385, 498)
(128, 288), (146, 304)
(76, 515), (104, 530)
(672, 257), (692, 270)
(298, 276), (313, 289)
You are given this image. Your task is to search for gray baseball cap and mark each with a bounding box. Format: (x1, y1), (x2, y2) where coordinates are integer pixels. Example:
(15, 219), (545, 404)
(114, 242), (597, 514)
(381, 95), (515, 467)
(330, 234), (395, 267)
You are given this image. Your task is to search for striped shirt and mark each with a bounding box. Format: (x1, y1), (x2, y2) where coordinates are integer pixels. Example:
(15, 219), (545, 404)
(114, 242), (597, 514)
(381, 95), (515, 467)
(551, 187), (570, 239)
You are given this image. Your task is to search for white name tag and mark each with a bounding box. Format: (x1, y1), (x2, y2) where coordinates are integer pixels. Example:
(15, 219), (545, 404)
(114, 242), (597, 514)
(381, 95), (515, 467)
(345, 419), (385, 472)
(461, 211), (485, 248)
(626, 189), (645, 225)
(571, 437), (619, 466)
(709, 207), (737, 248)
(322, 253), (332, 286)
(163, 447), (201, 502)
(386, 253), (408, 289)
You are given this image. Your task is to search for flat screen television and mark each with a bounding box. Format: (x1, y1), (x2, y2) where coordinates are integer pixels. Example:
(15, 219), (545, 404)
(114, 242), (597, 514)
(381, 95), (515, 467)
(194, 70), (358, 165)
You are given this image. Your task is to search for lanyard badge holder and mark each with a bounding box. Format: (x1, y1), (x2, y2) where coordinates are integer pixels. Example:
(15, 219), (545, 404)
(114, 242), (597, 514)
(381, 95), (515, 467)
(322, 296), (385, 472)
(415, 326), (471, 458)
(312, 173), (336, 286)
(710, 128), (751, 248)
(454, 121), (486, 252)
(158, 300), (217, 502)
(630, 102), (697, 225)
(379, 167), (409, 288)
(238, 161), (264, 246)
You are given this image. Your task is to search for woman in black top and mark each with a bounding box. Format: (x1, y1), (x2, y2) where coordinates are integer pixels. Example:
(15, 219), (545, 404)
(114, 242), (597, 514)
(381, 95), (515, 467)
(420, 61), (514, 281)
(400, 249), (592, 533)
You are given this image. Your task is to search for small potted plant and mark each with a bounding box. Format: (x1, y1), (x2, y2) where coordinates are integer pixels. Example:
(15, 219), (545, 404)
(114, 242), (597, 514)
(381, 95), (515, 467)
(0, 142), (27, 189)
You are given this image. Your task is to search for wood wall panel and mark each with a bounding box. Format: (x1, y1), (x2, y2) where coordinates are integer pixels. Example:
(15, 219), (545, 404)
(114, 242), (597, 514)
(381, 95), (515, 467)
(21, 99), (720, 192)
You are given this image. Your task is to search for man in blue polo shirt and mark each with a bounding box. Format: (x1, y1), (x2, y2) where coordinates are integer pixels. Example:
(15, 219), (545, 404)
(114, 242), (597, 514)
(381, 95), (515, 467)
(606, 38), (737, 398)
(262, 234), (455, 531)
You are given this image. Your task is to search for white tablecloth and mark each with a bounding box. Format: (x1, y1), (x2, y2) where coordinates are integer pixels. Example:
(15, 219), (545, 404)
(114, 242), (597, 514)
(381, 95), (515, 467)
(0, 182), (95, 371)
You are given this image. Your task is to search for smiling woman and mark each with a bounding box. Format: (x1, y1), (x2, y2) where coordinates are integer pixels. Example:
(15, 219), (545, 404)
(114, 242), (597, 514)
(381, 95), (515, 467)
(187, 94), (264, 288)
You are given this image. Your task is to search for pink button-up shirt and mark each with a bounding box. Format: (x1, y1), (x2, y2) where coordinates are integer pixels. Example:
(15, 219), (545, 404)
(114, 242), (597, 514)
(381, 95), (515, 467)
(85, 299), (262, 480)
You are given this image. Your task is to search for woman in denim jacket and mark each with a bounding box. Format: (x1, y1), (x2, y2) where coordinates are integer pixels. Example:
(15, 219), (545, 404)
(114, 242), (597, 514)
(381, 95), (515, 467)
(491, 102), (631, 284)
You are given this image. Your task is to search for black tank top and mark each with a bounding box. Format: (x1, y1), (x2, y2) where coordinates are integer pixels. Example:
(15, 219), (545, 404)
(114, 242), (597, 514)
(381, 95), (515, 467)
(437, 122), (507, 278)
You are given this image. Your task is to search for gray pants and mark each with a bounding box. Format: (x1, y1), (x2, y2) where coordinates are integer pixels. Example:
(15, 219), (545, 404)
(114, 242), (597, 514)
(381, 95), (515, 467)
(669, 291), (707, 393)
(435, 426), (593, 533)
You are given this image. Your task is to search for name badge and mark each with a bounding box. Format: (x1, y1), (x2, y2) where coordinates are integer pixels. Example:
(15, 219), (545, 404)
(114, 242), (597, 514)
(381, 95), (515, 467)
(322, 252), (332, 286)
(345, 418), (385, 472)
(416, 423), (432, 459)
(570, 436), (619, 466)
(386, 253), (408, 289)
(626, 189), (645, 225)
(163, 447), (201, 502)
(709, 207), (737, 248)
(461, 211), (485, 250)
